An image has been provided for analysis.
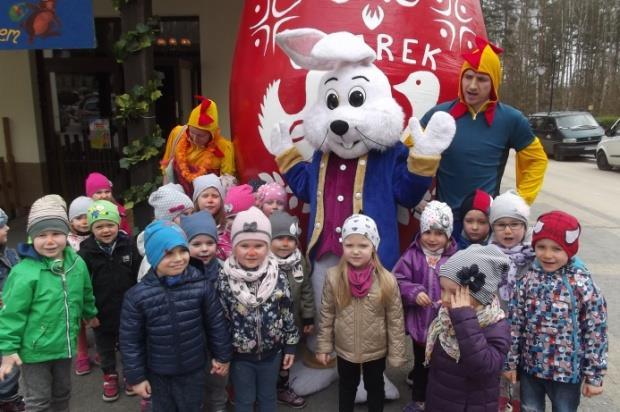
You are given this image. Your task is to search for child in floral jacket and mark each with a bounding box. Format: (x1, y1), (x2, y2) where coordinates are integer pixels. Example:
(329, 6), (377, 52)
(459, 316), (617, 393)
(217, 207), (299, 411)
(504, 211), (608, 411)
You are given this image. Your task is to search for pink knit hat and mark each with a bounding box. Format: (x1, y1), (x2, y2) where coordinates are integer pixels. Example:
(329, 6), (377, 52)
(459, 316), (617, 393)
(231, 206), (271, 247)
(85, 172), (113, 197)
(255, 182), (287, 206)
(223, 184), (255, 218)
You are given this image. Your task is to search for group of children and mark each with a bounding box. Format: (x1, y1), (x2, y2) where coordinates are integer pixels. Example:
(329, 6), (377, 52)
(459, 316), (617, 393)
(0, 170), (608, 412)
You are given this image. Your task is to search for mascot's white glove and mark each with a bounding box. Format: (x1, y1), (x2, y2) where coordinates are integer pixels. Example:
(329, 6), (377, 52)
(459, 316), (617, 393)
(408, 112), (456, 156)
(268, 121), (295, 157)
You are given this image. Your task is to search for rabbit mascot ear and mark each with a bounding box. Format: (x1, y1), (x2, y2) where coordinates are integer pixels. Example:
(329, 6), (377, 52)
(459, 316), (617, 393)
(276, 28), (376, 70)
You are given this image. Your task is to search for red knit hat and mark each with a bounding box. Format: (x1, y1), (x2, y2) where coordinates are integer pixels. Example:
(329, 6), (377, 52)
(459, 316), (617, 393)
(532, 211), (581, 259)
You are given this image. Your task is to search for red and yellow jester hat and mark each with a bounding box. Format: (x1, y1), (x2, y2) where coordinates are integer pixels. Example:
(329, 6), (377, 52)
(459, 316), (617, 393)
(459, 36), (504, 104)
(187, 96), (219, 134)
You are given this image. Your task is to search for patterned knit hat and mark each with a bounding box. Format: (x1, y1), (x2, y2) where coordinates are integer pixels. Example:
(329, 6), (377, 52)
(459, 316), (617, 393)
(85, 172), (113, 198)
(180, 210), (218, 242)
(460, 189), (493, 222)
(269, 211), (300, 240)
(420, 201), (454, 238)
(148, 183), (194, 221)
(532, 211), (581, 259)
(341, 214), (380, 249)
(27, 194), (70, 238)
(440, 244), (510, 305)
(87, 200), (121, 228)
(256, 182), (287, 207)
(0, 208), (8, 227)
(68, 196), (94, 221)
(144, 220), (188, 269)
(223, 184), (255, 218)
(231, 206), (271, 248)
(489, 190), (529, 225)
(192, 174), (224, 203)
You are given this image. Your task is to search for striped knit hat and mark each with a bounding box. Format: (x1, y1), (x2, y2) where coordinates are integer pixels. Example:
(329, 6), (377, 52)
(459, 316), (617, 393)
(439, 244), (509, 305)
(27, 194), (70, 239)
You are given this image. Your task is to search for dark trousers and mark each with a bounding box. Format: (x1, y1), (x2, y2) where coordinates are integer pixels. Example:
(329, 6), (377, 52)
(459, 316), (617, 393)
(20, 359), (71, 412)
(520, 372), (581, 412)
(149, 368), (206, 412)
(337, 356), (386, 412)
(411, 343), (429, 402)
(93, 329), (118, 374)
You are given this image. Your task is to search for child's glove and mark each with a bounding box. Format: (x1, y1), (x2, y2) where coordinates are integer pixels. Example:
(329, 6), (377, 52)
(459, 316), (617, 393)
(267, 121), (294, 156)
(407, 112), (456, 156)
(0, 354), (22, 381)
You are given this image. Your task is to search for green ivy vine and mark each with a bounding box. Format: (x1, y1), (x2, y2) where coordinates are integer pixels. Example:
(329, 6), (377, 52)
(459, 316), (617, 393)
(119, 125), (165, 170)
(121, 177), (163, 210)
(114, 72), (163, 122)
(113, 17), (160, 63)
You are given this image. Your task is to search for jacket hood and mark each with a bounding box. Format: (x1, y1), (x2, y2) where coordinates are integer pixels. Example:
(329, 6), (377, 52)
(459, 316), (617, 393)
(458, 37), (503, 105)
(17, 243), (80, 268)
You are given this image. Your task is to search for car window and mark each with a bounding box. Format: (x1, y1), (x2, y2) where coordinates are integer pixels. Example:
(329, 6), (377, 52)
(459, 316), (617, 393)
(556, 113), (598, 128)
(543, 118), (556, 132)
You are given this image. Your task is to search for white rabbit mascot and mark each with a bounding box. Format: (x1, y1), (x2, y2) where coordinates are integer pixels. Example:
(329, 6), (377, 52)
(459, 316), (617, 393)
(268, 28), (456, 400)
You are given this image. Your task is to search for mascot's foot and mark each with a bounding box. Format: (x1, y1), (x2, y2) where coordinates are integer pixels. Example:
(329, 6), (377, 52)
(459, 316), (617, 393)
(289, 361), (338, 397)
(354, 373), (399, 404)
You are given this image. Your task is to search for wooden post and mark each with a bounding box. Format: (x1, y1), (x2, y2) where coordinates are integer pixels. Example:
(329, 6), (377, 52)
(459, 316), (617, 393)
(2, 117), (20, 216)
(119, 0), (156, 230)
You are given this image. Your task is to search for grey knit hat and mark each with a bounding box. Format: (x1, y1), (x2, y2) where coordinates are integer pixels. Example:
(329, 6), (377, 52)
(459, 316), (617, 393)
(148, 183), (194, 221)
(0, 208), (8, 227)
(269, 211), (300, 240)
(439, 244), (510, 305)
(192, 174), (225, 203)
(27, 194), (70, 239)
(68, 196), (94, 221)
(489, 190), (530, 225)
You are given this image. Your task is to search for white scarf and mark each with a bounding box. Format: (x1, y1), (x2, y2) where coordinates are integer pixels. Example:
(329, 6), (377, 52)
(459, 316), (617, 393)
(273, 249), (304, 283)
(421, 245), (444, 269)
(223, 253), (280, 308)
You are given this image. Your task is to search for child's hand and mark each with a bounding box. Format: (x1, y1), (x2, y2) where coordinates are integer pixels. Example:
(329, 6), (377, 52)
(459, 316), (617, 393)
(416, 292), (433, 307)
(86, 317), (100, 328)
(503, 370), (517, 384)
(282, 354), (295, 370)
(450, 286), (472, 309)
(133, 380), (151, 398)
(582, 383), (603, 397)
(0, 354), (22, 381)
(303, 325), (315, 335)
(315, 353), (331, 366)
(210, 360), (230, 376)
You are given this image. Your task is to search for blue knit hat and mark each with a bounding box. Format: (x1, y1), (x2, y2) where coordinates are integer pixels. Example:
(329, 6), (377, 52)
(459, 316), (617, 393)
(179, 210), (218, 242)
(144, 220), (188, 269)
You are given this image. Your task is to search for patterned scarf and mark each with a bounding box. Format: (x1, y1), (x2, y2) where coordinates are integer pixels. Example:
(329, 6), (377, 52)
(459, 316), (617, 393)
(424, 297), (505, 365)
(495, 243), (535, 302)
(348, 263), (374, 298)
(273, 249), (304, 283)
(421, 245), (444, 269)
(223, 253), (279, 308)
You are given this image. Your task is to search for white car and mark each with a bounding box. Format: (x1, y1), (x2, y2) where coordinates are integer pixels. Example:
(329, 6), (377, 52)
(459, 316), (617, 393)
(596, 119), (620, 170)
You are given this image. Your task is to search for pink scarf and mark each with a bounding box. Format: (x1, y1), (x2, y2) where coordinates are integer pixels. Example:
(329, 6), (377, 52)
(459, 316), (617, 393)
(348, 263), (374, 298)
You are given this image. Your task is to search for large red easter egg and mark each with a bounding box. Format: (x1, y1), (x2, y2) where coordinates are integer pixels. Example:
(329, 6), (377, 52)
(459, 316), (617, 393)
(230, 0), (487, 248)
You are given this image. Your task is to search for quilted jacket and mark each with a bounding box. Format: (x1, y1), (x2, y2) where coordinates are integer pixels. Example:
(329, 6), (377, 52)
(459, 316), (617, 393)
(316, 266), (407, 366)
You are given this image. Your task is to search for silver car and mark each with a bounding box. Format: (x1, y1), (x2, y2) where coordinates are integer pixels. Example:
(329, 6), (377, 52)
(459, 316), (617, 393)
(596, 118), (620, 170)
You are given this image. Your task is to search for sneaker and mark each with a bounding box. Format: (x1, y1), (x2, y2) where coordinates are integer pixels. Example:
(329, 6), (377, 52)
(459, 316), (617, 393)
(124, 379), (136, 396)
(403, 401), (425, 412)
(405, 368), (414, 387)
(277, 388), (306, 409)
(74, 357), (91, 376)
(102, 373), (120, 402)
(0, 395), (25, 412)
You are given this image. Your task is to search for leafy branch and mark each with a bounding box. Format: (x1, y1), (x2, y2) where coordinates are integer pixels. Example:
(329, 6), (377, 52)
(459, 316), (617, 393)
(121, 176), (163, 210)
(113, 17), (160, 63)
(119, 125), (165, 169)
(114, 72), (163, 122)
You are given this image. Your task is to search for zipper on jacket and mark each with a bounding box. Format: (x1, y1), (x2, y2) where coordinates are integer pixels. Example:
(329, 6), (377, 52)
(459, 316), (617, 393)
(256, 307), (263, 359)
(60, 273), (72, 358)
(562, 272), (581, 384)
(354, 298), (360, 357)
(163, 286), (182, 366)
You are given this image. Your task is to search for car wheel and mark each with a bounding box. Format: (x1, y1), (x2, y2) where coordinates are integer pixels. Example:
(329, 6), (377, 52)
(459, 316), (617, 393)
(553, 150), (565, 161)
(596, 150), (612, 170)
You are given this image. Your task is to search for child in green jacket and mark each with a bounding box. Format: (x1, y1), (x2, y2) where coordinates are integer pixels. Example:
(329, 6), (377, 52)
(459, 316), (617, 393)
(0, 195), (98, 411)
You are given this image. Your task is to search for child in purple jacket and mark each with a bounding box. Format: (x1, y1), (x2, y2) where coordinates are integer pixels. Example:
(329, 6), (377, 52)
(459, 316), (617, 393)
(425, 244), (511, 411)
(393, 201), (457, 412)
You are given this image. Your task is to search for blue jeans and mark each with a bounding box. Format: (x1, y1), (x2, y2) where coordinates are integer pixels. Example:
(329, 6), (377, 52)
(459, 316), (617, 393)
(149, 368), (206, 412)
(520, 372), (581, 412)
(230, 352), (282, 412)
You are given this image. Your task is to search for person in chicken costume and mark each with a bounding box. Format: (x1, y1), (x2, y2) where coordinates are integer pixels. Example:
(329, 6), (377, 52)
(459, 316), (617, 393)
(419, 37), (548, 239)
(161, 97), (236, 195)
(267, 28), (456, 400)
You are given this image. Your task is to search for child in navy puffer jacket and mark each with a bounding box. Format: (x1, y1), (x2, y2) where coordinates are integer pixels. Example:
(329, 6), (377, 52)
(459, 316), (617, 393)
(120, 220), (232, 412)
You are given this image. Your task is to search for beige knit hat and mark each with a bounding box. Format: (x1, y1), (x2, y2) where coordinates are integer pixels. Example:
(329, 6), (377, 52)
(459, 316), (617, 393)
(27, 194), (70, 239)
